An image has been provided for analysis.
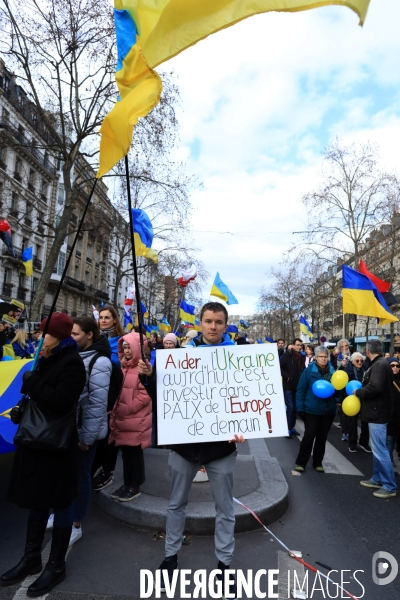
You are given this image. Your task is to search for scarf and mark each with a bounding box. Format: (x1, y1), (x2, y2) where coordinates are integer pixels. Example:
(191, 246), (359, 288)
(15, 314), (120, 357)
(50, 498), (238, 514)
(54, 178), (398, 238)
(316, 362), (330, 380)
(100, 326), (116, 339)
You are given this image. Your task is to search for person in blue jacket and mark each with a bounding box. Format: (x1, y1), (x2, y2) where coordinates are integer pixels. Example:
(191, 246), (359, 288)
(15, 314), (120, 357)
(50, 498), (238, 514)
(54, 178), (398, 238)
(98, 305), (124, 365)
(295, 346), (337, 473)
(11, 329), (34, 359)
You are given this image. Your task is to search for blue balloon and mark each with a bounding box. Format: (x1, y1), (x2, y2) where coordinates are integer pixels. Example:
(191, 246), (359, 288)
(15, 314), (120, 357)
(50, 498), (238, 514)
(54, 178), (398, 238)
(312, 379), (335, 398)
(345, 380), (362, 395)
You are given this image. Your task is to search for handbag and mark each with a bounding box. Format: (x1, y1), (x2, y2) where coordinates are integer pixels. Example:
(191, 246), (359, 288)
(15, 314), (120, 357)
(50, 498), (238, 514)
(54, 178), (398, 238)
(14, 399), (76, 452)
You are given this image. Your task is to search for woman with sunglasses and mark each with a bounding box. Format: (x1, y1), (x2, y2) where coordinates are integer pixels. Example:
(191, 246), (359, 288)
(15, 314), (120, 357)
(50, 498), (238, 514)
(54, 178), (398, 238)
(386, 358), (400, 467)
(341, 353), (371, 453)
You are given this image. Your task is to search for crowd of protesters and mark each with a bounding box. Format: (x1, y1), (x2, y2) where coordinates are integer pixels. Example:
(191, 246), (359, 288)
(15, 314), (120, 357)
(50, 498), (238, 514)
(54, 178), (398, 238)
(1, 307), (399, 597)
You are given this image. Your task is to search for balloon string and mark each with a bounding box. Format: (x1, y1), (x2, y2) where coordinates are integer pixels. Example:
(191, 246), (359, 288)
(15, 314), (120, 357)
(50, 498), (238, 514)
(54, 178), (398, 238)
(233, 497), (359, 600)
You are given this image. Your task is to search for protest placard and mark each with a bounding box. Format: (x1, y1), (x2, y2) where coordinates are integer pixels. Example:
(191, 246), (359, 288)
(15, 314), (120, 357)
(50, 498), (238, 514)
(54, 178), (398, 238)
(157, 343), (287, 444)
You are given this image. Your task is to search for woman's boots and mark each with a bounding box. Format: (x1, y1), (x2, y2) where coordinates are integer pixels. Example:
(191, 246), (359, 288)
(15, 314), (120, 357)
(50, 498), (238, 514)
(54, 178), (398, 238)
(26, 525), (72, 597)
(0, 517), (72, 597)
(0, 514), (47, 586)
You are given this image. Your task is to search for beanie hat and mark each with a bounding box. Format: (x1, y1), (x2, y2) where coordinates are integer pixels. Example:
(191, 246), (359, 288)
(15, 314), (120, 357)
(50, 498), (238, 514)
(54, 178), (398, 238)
(40, 313), (74, 340)
(387, 357), (399, 365)
(163, 333), (178, 346)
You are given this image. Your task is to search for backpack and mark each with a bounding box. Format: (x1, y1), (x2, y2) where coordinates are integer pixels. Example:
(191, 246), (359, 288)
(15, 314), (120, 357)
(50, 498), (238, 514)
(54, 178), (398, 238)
(88, 352), (123, 412)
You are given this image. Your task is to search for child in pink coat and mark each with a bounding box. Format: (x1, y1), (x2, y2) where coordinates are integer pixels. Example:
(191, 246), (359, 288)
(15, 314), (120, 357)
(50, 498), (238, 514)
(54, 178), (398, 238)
(108, 332), (152, 501)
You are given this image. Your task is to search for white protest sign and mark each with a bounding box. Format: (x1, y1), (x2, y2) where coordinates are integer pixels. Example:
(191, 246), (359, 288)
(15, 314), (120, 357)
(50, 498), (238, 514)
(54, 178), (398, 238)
(157, 343), (287, 445)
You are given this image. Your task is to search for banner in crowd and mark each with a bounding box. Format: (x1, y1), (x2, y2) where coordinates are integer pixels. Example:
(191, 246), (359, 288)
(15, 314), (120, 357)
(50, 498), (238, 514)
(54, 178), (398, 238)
(0, 300), (25, 325)
(0, 359), (33, 454)
(156, 343), (286, 444)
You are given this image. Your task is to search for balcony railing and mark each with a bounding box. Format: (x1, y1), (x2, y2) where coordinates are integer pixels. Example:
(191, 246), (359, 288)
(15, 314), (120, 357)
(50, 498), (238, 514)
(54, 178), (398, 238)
(64, 276), (86, 291)
(0, 118), (57, 175)
(96, 290), (109, 301)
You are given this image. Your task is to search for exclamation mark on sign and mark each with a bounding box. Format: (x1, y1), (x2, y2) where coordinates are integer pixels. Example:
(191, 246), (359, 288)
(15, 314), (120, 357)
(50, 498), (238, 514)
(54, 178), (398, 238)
(266, 411), (272, 433)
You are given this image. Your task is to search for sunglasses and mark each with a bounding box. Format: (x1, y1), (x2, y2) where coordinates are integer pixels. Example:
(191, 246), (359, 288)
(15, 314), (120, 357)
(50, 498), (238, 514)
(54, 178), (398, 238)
(354, 359), (363, 363)
(390, 364), (400, 368)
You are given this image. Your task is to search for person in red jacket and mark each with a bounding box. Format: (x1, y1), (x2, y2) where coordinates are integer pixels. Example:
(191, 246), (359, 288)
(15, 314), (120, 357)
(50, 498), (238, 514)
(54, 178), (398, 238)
(108, 332), (152, 502)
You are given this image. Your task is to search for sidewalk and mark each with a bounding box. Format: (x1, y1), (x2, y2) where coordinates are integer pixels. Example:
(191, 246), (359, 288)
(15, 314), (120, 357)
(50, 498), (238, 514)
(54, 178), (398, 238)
(92, 438), (289, 535)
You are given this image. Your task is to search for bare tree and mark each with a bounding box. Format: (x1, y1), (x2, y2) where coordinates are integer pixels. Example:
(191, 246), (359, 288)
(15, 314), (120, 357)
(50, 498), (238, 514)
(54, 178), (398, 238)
(1, 0), (187, 319)
(300, 139), (385, 267)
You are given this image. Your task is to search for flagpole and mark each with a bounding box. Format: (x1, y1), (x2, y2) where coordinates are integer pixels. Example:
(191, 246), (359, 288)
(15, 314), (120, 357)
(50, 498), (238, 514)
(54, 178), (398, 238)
(124, 156), (146, 361)
(17, 177), (98, 406)
(173, 285), (186, 332)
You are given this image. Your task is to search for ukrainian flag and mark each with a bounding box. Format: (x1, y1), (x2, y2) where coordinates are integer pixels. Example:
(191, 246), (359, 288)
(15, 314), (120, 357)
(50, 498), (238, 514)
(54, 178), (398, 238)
(98, 0), (370, 177)
(131, 209), (158, 263)
(342, 265), (398, 325)
(299, 315), (313, 337)
(180, 300), (196, 325)
(160, 317), (171, 333)
(21, 246), (33, 276)
(135, 301), (149, 325)
(210, 273), (238, 305)
(0, 360), (33, 454)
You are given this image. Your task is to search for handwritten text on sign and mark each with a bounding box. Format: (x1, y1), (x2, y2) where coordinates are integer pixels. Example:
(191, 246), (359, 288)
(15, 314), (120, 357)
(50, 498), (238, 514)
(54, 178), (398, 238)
(157, 343), (287, 444)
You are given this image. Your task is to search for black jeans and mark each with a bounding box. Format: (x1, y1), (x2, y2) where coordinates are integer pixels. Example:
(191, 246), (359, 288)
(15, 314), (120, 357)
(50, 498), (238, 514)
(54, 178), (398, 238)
(91, 428), (119, 476)
(296, 413), (335, 468)
(348, 417), (369, 449)
(122, 445), (145, 488)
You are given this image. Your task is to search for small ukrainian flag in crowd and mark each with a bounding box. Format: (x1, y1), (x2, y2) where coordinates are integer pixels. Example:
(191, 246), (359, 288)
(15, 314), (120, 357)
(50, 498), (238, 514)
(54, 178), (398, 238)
(180, 300), (196, 325)
(210, 273), (238, 305)
(299, 315), (313, 338)
(131, 208), (158, 263)
(160, 317), (171, 333)
(21, 246), (33, 276)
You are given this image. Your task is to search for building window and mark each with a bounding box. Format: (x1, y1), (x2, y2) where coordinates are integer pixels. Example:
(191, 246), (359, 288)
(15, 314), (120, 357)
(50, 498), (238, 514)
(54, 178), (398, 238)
(74, 265), (79, 280)
(85, 271), (89, 285)
(57, 183), (65, 205)
(15, 156), (21, 174)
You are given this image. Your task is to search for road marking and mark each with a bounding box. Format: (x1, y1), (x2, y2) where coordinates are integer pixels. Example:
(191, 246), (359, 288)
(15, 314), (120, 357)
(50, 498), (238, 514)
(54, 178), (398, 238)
(294, 421), (363, 476)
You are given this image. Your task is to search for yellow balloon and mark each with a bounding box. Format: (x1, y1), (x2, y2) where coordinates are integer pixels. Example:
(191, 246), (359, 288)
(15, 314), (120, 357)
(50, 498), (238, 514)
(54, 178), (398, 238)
(331, 370), (349, 390)
(342, 395), (361, 417)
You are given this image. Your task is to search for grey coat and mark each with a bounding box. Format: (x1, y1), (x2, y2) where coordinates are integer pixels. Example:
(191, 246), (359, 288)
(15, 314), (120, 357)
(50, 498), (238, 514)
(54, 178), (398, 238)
(77, 337), (112, 446)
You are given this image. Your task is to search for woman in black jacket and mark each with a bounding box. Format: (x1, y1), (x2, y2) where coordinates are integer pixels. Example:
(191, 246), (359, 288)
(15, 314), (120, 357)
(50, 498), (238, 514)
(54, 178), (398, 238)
(387, 358), (400, 467)
(1, 313), (86, 597)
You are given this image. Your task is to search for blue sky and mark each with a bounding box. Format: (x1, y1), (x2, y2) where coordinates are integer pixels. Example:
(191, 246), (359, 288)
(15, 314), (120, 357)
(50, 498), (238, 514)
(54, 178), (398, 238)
(162, 0), (400, 315)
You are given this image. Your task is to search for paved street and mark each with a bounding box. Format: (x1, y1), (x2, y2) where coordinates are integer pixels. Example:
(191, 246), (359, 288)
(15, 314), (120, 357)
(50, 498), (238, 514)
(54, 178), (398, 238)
(1, 421), (399, 600)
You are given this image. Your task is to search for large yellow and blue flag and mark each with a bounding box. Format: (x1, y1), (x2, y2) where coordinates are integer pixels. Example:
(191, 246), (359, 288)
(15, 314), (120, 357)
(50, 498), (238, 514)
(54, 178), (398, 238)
(131, 208), (158, 263)
(21, 246), (33, 276)
(180, 300), (196, 325)
(98, 0), (370, 177)
(0, 359), (33, 454)
(299, 315), (313, 337)
(342, 265), (398, 325)
(210, 273), (238, 305)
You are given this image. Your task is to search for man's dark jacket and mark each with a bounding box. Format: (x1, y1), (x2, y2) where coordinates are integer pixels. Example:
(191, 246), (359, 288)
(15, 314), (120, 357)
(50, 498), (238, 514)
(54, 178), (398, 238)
(142, 333), (237, 465)
(356, 355), (393, 424)
(280, 349), (306, 391)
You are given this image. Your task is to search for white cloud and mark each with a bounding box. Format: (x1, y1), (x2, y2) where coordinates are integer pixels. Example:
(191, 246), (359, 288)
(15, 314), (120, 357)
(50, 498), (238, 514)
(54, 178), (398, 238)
(158, 0), (400, 316)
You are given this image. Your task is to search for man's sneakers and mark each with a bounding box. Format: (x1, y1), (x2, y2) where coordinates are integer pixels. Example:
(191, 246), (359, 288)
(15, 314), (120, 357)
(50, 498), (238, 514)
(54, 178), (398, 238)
(314, 465), (325, 473)
(69, 525), (82, 547)
(216, 561), (237, 600)
(360, 479), (381, 489)
(158, 555), (178, 593)
(92, 469), (113, 491)
(373, 488), (397, 499)
(349, 447), (358, 453)
(46, 514), (54, 531)
(294, 465), (305, 472)
(341, 434), (349, 441)
(290, 428), (301, 436)
(358, 444), (372, 453)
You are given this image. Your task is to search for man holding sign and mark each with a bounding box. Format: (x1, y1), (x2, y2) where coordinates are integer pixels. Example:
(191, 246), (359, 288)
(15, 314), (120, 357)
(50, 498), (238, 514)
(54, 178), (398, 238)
(138, 302), (245, 596)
